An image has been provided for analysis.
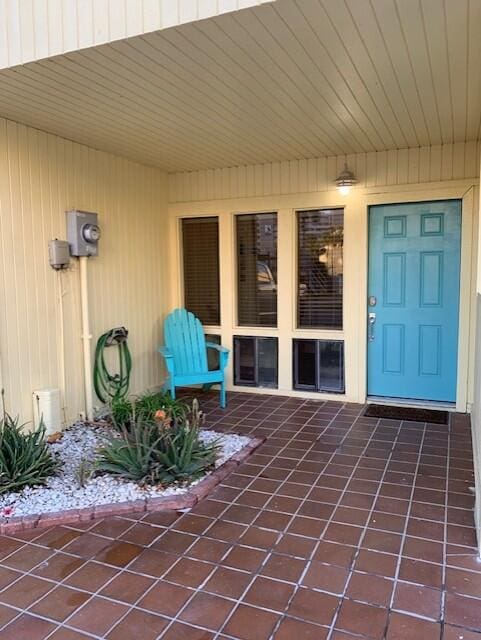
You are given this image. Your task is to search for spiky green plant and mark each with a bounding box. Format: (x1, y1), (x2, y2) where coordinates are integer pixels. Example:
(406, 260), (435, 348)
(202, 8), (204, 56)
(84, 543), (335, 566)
(98, 399), (219, 486)
(0, 415), (59, 494)
(110, 392), (187, 431)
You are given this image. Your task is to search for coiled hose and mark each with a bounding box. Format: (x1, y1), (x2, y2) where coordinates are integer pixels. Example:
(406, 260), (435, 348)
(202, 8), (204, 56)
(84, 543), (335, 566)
(93, 327), (132, 404)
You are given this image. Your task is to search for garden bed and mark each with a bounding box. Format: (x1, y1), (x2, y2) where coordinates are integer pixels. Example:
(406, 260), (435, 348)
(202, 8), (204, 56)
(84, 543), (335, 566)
(0, 422), (264, 534)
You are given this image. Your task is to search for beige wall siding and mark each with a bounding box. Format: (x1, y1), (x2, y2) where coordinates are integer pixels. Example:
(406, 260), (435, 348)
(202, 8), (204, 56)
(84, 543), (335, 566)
(168, 141), (481, 203)
(0, 117), (168, 424)
(0, 0), (273, 70)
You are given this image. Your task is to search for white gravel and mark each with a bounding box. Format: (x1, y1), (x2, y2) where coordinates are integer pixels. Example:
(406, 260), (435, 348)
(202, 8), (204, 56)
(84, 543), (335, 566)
(0, 423), (250, 520)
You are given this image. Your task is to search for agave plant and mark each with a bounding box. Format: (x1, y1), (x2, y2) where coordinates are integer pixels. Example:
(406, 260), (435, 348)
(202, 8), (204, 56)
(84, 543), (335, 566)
(0, 415), (59, 494)
(110, 392), (187, 430)
(98, 399), (219, 486)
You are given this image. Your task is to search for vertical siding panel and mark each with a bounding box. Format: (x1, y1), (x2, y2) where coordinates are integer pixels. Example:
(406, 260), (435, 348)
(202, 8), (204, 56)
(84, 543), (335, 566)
(126, 0), (143, 37)
(237, 165), (247, 198)
(354, 152), (367, 188)
(271, 162), (281, 195)
(452, 141), (465, 179)
(221, 167), (230, 199)
(280, 161), (290, 194)
(316, 157), (327, 192)
(77, 0), (94, 48)
(375, 151), (387, 186)
(407, 147), (419, 183)
(0, 0), (8, 67)
(418, 146), (431, 182)
(32, 0), (49, 60)
(327, 156), (337, 189)
(262, 162), (272, 196)
(161, 0), (180, 27)
(62, 0), (79, 53)
(396, 149), (409, 184)
(143, 0), (162, 30)
(441, 143), (454, 180)
(245, 164), (255, 197)
(254, 164), (263, 197)
(386, 149), (398, 185)
(93, 0), (110, 44)
(206, 168), (215, 201)
(464, 140), (478, 177)
(306, 158), (317, 192)
(298, 158), (307, 194)
(214, 168), (223, 200)
(46, 0), (63, 56)
(108, 0), (126, 40)
(289, 160), (299, 194)
(366, 152), (377, 187)
(429, 145), (442, 181)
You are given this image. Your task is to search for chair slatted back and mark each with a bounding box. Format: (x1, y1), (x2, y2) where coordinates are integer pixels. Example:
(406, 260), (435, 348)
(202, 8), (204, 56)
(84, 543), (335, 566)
(164, 308), (208, 375)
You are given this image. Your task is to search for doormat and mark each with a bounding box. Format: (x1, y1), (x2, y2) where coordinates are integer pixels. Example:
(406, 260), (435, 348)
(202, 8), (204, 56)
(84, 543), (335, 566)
(364, 403), (449, 425)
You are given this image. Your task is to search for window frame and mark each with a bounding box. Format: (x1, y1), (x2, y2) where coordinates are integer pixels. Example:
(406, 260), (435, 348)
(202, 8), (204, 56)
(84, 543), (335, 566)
(295, 207), (345, 332)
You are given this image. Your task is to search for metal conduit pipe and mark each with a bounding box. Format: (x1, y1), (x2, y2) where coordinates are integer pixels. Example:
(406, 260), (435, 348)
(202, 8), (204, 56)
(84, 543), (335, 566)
(79, 256), (94, 421)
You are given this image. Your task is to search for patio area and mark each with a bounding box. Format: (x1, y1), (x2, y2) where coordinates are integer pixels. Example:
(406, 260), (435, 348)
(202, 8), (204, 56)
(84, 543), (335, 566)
(0, 392), (477, 639)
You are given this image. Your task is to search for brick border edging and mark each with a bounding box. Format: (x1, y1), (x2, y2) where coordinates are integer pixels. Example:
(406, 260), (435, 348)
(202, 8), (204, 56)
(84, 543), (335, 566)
(0, 436), (265, 535)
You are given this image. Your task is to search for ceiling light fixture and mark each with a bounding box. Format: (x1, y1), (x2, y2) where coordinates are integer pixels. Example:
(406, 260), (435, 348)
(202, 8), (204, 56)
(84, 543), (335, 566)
(335, 164), (357, 195)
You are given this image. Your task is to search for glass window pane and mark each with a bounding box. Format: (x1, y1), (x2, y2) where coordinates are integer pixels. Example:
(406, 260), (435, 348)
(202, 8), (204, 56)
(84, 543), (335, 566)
(234, 337), (256, 385)
(293, 340), (317, 389)
(297, 209), (343, 329)
(319, 341), (345, 393)
(182, 217), (220, 325)
(258, 338), (278, 388)
(237, 213), (277, 327)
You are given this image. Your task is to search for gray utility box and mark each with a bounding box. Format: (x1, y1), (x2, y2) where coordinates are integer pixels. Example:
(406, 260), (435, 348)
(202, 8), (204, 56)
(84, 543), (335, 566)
(66, 210), (101, 257)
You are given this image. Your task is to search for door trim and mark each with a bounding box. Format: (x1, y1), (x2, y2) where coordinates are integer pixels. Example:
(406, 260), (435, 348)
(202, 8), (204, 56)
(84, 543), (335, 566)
(361, 187), (475, 412)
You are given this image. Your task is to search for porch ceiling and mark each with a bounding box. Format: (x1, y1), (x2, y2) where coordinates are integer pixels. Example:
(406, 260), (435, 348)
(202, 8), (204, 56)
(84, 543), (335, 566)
(0, 0), (480, 173)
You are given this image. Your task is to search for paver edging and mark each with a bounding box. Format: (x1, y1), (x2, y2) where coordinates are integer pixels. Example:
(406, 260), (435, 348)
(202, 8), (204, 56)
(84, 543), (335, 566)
(0, 435), (265, 535)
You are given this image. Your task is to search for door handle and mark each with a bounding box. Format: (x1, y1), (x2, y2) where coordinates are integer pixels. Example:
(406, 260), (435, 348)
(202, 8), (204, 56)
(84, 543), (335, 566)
(368, 312), (376, 341)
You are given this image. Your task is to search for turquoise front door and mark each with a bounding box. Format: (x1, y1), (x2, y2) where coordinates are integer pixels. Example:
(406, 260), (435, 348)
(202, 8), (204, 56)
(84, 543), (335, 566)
(367, 200), (461, 402)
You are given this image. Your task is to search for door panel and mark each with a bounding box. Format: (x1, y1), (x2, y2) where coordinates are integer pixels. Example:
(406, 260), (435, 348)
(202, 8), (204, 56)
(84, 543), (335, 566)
(367, 201), (461, 402)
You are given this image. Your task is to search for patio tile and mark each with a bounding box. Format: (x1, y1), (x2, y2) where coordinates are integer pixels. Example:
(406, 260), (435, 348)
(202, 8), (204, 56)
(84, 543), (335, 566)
(223, 604), (280, 640)
(273, 616), (329, 639)
(222, 545), (267, 572)
(204, 566), (252, 599)
(30, 585), (90, 622)
(163, 557), (213, 588)
(0, 614), (56, 640)
(286, 587), (339, 626)
(137, 581), (193, 616)
(335, 599), (389, 639)
(445, 592), (481, 630)
(346, 572), (393, 607)
(64, 561), (117, 591)
(243, 576), (295, 611)
(301, 561), (349, 594)
(106, 608), (169, 639)
(99, 571), (155, 603)
(179, 592), (234, 630)
(66, 596), (128, 636)
(386, 611), (441, 639)
(392, 581), (442, 620)
(1, 575), (53, 609)
(160, 621), (215, 639)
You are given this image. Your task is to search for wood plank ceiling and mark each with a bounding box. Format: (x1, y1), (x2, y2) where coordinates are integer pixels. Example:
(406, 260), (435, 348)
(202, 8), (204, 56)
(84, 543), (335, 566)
(0, 0), (479, 172)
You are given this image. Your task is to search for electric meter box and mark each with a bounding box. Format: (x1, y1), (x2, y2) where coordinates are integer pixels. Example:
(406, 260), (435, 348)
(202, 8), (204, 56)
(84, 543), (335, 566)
(66, 210), (101, 257)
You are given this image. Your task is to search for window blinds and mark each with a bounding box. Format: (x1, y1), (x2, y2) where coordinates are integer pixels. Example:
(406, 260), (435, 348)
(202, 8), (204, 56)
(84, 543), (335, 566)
(182, 217), (220, 326)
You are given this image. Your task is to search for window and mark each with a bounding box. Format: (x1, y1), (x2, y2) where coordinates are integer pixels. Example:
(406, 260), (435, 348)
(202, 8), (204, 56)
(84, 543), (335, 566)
(182, 217), (220, 325)
(205, 334), (221, 371)
(293, 339), (345, 393)
(297, 209), (343, 329)
(234, 336), (278, 388)
(236, 213), (277, 327)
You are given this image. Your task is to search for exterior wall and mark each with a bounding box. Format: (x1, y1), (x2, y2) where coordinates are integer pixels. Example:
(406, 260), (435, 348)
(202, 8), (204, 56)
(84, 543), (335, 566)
(0, 117), (168, 425)
(168, 143), (480, 410)
(0, 0), (272, 70)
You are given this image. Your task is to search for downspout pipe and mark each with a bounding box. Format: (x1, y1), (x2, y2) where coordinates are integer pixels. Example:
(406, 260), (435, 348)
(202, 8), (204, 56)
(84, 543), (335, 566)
(79, 256), (93, 421)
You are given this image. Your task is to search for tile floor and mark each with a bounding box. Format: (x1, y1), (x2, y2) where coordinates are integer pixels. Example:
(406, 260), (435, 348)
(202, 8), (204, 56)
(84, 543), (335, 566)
(0, 391), (479, 639)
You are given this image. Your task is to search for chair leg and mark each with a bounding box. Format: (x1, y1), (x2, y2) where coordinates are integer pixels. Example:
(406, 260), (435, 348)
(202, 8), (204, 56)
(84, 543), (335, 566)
(169, 379), (176, 400)
(220, 381), (226, 409)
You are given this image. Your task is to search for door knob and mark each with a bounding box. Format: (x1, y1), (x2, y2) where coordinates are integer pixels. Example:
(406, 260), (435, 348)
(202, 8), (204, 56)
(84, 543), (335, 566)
(368, 312), (376, 341)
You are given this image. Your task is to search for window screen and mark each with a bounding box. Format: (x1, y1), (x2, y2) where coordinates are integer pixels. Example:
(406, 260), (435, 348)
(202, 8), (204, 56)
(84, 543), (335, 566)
(293, 339), (345, 393)
(205, 334), (221, 371)
(297, 209), (343, 329)
(237, 213), (277, 327)
(182, 217), (220, 325)
(234, 336), (278, 388)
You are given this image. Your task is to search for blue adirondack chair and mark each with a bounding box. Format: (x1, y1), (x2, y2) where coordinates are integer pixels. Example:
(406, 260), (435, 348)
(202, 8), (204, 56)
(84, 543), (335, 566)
(159, 308), (230, 408)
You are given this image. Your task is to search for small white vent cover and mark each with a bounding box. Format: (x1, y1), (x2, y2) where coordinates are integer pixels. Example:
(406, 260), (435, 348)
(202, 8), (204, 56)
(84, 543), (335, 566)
(32, 388), (61, 436)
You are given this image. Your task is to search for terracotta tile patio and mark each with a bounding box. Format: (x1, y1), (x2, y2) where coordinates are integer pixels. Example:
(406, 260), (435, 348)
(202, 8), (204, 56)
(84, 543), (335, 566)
(0, 391), (479, 639)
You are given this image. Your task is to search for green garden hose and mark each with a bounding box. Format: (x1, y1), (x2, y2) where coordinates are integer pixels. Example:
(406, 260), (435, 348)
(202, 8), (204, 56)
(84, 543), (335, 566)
(93, 327), (132, 404)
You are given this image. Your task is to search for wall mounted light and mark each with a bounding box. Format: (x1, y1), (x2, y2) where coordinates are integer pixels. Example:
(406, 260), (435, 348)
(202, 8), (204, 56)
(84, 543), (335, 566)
(335, 164), (357, 195)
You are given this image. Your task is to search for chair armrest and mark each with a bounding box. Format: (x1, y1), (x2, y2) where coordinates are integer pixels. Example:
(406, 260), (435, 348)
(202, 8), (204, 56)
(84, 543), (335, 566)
(158, 346), (175, 374)
(205, 342), (230, 353)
